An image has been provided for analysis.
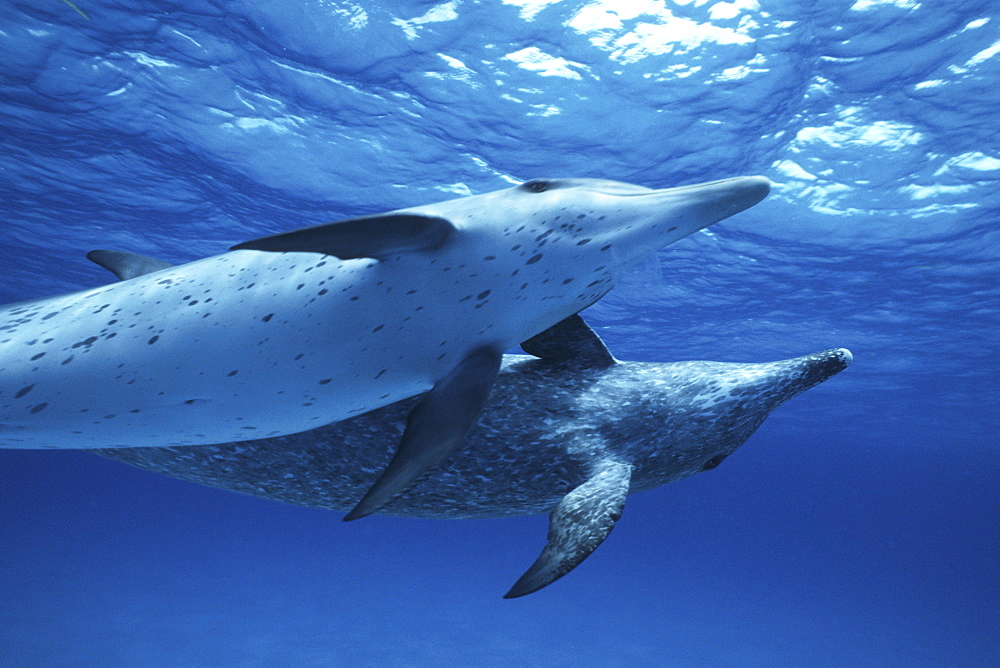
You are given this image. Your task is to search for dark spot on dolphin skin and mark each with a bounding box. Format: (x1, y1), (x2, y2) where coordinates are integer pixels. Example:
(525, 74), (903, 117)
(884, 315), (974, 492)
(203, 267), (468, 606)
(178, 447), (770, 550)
(483, 255), (496, 261)
(587, 280), (602, 287)
(576, 238), (592, 246)
(30, 353), (45, 361)
(406, 290), (417, 295)
(600, 244), (612, 251)
(374, 369), (386, 379)
(130, 409), (141, 413)
(526, 254), (543, 265)
(15, 385), (34, 399)
(318, 379), (332, 385)
(668, 226), (678, 232)
(72, 337), (98, 349)
(30, 403), (48, 414)
(42, 312), (59, 320)
(350, 296), (359, 301)
(262, 313), (274, 322)
(372, 324), (384, 333)
(562, 278), (573, 284)
(296, 284), (304, 290)
(228, 370), (238, 376)
(43, 338), (53, 343)
(460, 295), (472, 302)
(477, 290), (491, 300)
(294, 353), (304, 360)
(104, 414), (116, 420)
(148, 336), (159, 344)
(62, 356), (74, 365)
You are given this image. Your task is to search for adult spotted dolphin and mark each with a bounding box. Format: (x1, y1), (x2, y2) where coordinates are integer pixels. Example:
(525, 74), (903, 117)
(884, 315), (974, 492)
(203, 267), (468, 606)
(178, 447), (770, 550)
(96, 314), (852, 598)
(0, 176), (769, 518)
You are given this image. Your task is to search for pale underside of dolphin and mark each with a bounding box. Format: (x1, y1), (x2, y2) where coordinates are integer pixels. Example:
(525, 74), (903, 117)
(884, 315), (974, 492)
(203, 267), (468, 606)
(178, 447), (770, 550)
(0, 176), (770, 518)
(97, 312), (852, 598)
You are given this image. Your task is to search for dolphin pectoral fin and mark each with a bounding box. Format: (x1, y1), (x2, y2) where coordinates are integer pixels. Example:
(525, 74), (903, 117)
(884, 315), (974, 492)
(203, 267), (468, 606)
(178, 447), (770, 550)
(344, 346), (503, 521)
(505, 458), (631, 599)
(86, 250), (174, 280)
(230, 213), (456, 260)
(520, 314), (616, 366)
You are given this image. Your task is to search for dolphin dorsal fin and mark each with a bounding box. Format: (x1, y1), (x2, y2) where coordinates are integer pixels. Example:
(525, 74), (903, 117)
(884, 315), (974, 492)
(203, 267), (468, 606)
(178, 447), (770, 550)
(86, 250), (174, 280)
(230, 213), (456, 261)
(521, 314), (616, 366)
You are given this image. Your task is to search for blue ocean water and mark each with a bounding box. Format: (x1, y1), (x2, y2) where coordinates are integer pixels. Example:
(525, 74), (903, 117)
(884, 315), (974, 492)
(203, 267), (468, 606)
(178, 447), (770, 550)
(1, 0), (997, 664)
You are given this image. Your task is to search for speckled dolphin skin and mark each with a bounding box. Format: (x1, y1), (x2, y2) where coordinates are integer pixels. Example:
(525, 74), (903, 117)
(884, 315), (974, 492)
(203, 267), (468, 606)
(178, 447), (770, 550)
(0, 176), (769, 518)
(97, 314), (851, 598)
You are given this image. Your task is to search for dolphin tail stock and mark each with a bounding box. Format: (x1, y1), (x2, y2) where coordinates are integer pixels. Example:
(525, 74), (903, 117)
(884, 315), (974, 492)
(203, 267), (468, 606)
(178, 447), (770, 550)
(505, 458), (632, 598)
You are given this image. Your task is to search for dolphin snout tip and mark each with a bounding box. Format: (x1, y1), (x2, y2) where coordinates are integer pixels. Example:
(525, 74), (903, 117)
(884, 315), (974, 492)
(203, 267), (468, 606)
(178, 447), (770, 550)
(737, 175), (771, 205)
(817, 347), (853, 375)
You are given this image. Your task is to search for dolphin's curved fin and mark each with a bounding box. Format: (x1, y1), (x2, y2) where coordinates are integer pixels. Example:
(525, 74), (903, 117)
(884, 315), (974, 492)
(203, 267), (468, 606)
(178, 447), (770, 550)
(86, 250), (174, 281)
(231, 213), (456, 260)
(521, 314), (616, 366)
(344, 345), (503, 521)
(505, 458), (631, 598)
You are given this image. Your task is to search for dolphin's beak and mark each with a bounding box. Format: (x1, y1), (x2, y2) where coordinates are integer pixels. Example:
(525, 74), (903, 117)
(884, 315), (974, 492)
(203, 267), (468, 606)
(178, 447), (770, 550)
(615, 175), (771, 269)
(766, 348), (853, 408)
(652, 175), (771, 230)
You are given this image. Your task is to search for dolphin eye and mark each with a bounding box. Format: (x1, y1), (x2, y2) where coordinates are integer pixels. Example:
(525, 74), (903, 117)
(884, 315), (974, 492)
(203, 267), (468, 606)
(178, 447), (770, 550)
(701, 455), (727, 471)
(521, 179), (555, 193)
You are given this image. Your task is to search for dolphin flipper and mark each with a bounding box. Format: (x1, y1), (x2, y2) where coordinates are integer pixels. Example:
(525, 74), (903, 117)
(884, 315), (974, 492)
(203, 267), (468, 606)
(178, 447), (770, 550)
(344, 345), (503, 521)
(230, 213), (456, 260)
(505, 458), (631, 598)
(520, 314), (615, 366)
(86, 250), (174, 280)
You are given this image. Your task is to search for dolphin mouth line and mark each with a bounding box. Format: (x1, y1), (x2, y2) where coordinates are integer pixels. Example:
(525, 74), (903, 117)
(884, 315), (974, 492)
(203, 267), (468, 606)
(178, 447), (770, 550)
(589, 175), (770, 198)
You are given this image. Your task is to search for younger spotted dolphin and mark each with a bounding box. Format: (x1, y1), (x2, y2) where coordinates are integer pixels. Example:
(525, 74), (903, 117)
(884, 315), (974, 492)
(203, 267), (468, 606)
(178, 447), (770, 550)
(94, 308), (851, 597)
(0, 176), (769, 518)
